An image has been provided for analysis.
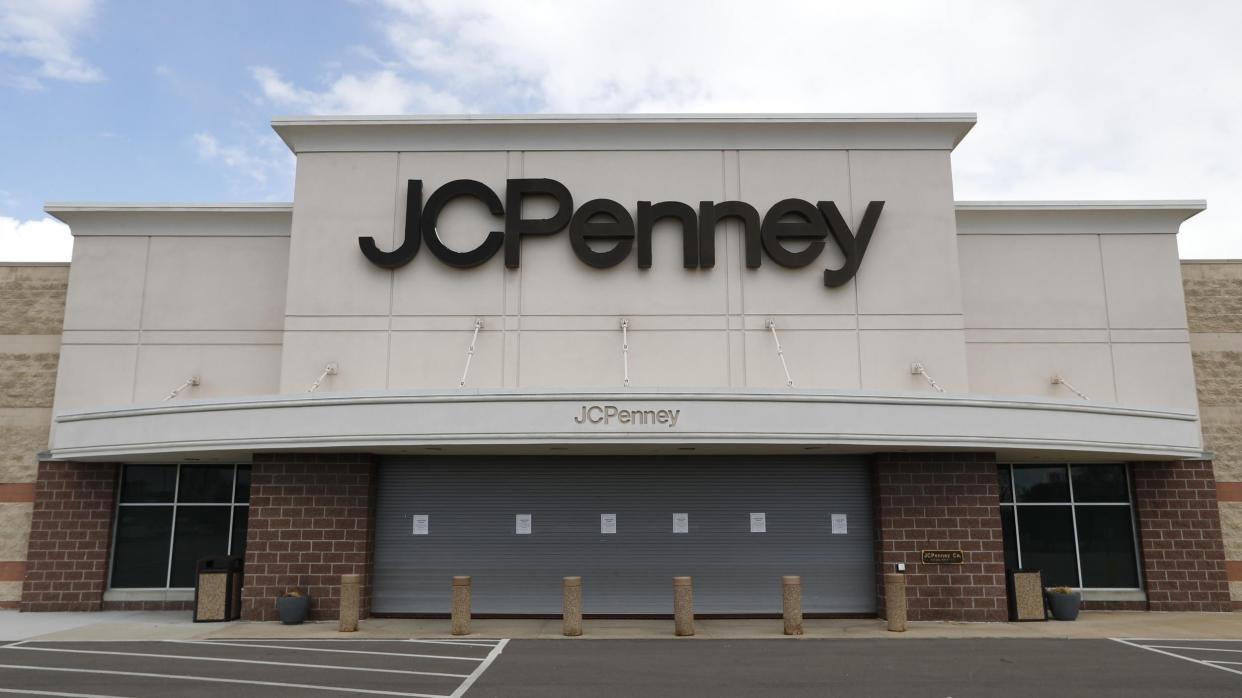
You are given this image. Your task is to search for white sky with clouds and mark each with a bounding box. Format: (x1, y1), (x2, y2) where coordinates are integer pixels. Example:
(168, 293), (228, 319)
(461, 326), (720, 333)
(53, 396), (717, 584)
(1, 0), (1240, 261)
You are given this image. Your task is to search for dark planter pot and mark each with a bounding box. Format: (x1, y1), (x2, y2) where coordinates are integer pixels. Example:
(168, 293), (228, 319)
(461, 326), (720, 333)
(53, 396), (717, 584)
(276, 595), (311, 624)
(1046, 591), (1081, 621)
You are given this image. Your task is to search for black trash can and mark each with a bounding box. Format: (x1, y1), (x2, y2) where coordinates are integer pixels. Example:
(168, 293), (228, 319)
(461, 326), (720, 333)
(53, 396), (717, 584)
(193, 555), (244, 622)
(1006, 568), (1047, 621)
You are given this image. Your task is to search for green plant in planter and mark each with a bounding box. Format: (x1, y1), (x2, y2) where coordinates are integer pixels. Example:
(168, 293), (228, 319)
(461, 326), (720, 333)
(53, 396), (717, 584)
(1045, 586), (1082, 621)
(276, 587), (312, 625)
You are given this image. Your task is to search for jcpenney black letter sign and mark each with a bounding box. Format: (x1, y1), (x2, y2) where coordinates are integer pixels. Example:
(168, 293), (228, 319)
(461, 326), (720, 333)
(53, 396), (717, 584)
(359, 179), (883, 288)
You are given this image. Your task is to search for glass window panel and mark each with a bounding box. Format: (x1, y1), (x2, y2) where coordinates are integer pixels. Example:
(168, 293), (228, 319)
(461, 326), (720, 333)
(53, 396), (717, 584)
(997, 465), (1013, 503)
(1076, 506), (1140, 588)
(1016, 506), (1079, 587)
(230, 506), (249, 558)
(234, 465), (251, 504)
(177, 465), (235, 503)
(110, 507), (173, 587)
(119, 465), (176, 503)
(1014, 465), (1070, 503)
(1071, 464), (1130, 503)
(1000, 506), (1019, 570)
(169, 506), (232, 587)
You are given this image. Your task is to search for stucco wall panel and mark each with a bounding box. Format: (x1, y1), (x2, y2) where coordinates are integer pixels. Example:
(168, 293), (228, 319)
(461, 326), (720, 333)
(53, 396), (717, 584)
(743, 329), (859, 389)
(52, 345), (137, 410)
(389, 329), (504, 389)
(849, 150), (963, 317)
(1101, 234), (1189, 330)
(141, 236), (289, 331)
(279, 330), (388, 393)
(61, 237), (148, 331)
(965, 342), (1117, 402)
(859, 330), (969, 393)
(285, 152), (399, 317)
(132, 344), (283, 402)
(958, 234), (1107, 329)
(1112, 343), (1199, 411)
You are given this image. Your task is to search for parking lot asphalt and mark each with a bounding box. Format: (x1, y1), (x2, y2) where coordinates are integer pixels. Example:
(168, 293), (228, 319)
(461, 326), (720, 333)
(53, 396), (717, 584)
(0, 637), (1239, 697)
(468, 638), (1242, 697)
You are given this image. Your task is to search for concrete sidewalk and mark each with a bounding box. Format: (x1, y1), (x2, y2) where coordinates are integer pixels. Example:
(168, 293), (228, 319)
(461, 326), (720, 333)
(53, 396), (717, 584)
(4, 610), (1241, 642)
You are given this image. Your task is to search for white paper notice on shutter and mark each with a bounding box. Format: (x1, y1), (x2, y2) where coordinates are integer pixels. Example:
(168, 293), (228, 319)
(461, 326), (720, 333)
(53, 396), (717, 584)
(601, 513), (617, 534)
(750, 512), (767, 533)
(516, 514), (532, 535)
(412, 514), (429, 535)
(831, 513), (848, 535)
(673, 513), (689, 533)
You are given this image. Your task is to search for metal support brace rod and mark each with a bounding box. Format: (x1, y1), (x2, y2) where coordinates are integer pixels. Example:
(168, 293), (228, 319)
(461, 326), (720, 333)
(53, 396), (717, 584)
(910, 362), (945, 393)
(459, 319), (484, 387)
(621, 318), (631, 387)
(164, 376), (200, 401)
(766, 320), (794, 388)
(307, 363), (338, 394)
(1052, 375), (1090, 401)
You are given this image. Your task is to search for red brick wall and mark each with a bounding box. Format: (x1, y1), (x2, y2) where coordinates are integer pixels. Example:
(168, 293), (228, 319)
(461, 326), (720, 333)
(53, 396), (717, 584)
(1132, 460), (1232, 612)
(873, 453), (1007, 622)
(241, 453), (376, 621)
(20, 461), (118, 612)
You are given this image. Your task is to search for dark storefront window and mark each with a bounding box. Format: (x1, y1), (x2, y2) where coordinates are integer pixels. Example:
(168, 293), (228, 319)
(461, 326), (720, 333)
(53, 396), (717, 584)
(997, 464), (1140, 589)
(110, 464), (251, 589)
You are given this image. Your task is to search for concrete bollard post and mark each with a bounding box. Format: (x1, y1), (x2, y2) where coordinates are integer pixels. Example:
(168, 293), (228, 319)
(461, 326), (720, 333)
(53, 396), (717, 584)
(885, 573), (907, 632)
(782, 576), (803, 636)
(452, 576), (472, 636)
(339, 573), (361, 633)
(562, 576), (583, 637)
(673, 576), (694, 636)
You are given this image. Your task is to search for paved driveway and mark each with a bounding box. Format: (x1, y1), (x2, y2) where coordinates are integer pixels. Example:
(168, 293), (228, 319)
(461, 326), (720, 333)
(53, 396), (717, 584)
(1, 637), (1240, 697)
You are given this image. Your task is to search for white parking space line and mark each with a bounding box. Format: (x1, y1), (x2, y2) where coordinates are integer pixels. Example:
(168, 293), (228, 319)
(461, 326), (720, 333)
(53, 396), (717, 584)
(1144, 646), (1242, 654)
(0, 689), (128, 698)
(0, 664), (450, 697)
(8, 644), (470, 679)
(1112, 639), (1242, 678)
(405, 639), (503, 648)
(450, 638), (509, 698)
(180, 639), (487, 662)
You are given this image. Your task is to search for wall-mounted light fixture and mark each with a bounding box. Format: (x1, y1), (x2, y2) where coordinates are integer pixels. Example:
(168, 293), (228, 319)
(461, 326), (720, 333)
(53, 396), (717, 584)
(459, 319), (484, 388)
(308, 363), (338, 393)
(910, 362), (945, 393)
(766, 320), (794, 388)
(1052, 374), (1089, 400)
(620, 318), (631, 388)
(164, 376), (200, 401)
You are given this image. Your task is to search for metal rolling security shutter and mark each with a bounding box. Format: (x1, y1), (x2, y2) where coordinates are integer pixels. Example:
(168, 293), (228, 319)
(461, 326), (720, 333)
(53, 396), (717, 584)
(373, 456), (875, 615)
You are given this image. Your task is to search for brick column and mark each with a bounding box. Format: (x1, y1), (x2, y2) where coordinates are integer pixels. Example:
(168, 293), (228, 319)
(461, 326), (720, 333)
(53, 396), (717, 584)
(1132, 460), (1231, 612)
(20, 461), (118, 612)
(241, 453), (376, 621)
(873, 453), (1007, 622)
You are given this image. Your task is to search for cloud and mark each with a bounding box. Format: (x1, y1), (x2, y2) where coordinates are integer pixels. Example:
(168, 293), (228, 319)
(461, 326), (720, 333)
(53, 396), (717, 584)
(252, 0), (1242, 257)
(0, 0), (103, 88)
(193, 132), (295, 198)
(251, 65), (464, 114)
(0, 216), (72, 262)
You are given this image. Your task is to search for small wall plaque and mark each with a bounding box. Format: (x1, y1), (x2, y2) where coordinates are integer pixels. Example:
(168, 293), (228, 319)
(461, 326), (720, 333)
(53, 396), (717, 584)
(921, 549), (964, 564)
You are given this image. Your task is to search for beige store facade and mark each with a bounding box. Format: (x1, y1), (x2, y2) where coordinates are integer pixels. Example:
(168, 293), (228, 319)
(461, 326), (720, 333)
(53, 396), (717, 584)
(0, 114), (1237, 619)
